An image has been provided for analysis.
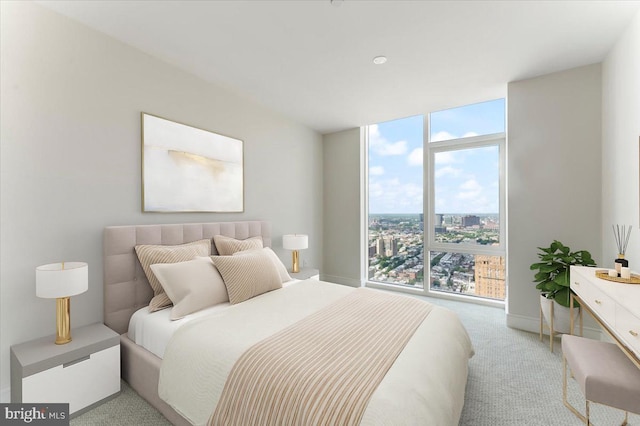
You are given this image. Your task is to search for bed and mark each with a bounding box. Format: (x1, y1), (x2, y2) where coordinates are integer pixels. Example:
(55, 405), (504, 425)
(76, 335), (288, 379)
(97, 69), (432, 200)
(104, 221), (474, 425)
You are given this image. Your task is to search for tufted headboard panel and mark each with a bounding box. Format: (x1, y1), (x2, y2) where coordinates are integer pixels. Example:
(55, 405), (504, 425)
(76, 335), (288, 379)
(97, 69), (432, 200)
(103, 221), (271, 334)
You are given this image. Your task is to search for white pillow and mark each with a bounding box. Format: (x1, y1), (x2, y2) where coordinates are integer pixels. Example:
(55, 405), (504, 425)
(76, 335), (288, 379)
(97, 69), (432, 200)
(150, 257), (228, 320)
(211, 249), (282, 305)
(233, 247), (293, 283)
(135, 239), (212, 312)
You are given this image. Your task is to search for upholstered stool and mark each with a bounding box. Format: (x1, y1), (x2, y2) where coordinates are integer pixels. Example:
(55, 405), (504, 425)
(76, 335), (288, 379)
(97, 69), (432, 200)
(562, 334), (640, 425)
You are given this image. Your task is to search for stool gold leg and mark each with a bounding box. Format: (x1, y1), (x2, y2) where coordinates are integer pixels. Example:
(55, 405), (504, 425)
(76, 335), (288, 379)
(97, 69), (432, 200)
(563, 355), (567, 403)
(586, 400), (590, 425)
(622, 411), (628, 426)
(563, 355), (587, 423)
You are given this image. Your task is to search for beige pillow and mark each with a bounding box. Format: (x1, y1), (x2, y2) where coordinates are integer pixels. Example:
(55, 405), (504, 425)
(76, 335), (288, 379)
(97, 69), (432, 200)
(135, 239), (211, 312)
(150, 257), (228, 320)
(213, 235), (263, 255)
(233, 247), (292, 283)
(211, 249), (282, 304)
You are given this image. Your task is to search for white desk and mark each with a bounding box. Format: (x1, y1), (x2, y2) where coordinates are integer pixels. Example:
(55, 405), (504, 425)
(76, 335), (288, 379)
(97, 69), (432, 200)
(570, 266), (640, 369)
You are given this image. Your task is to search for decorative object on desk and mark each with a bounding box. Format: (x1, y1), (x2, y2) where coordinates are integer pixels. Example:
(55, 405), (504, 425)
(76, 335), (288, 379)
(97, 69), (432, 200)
(595, 269), (640, 284)
(531, 241), (595, 350)
(36, 262), (88, 345)
(141, 113), (244, 213)
(612, 224), (632, 273)
(282, 234), (308, 273)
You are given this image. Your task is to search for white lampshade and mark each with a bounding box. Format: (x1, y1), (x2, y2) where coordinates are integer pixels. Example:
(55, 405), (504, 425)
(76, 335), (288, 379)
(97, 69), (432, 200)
(283, 234), (308, 250)
(36, 262), (88, 299)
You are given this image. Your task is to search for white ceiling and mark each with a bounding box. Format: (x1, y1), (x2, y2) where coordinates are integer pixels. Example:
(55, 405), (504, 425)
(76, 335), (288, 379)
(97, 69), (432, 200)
(39, 0), (640, 134)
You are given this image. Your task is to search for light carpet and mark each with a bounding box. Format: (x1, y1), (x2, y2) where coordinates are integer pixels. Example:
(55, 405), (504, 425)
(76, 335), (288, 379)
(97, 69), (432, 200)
(71, 295), (639, 425)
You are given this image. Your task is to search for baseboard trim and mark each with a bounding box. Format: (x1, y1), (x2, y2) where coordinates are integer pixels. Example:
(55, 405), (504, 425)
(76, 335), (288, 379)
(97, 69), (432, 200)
(1, 386), (10, 403)
(319, 274), (361, 287)
(506, 312), (603, 340)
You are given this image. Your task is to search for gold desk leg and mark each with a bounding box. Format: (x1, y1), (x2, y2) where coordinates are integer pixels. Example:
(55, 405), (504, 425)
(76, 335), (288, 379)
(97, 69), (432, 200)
(579, 303), (583, 337)
(570, 292), (575, 335)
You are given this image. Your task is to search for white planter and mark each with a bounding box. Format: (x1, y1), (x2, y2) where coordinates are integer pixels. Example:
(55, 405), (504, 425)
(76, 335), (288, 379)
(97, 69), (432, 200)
(540, 295), (579, 335)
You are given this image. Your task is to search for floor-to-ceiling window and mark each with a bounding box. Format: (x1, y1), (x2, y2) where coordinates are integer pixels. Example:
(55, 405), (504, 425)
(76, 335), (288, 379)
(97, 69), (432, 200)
(367, 115), (424, 287)
(366, 99), (506, 302)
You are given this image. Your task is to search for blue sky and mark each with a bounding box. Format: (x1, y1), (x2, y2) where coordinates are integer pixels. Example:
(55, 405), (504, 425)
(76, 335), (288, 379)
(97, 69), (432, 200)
(369, 99), (504, 214)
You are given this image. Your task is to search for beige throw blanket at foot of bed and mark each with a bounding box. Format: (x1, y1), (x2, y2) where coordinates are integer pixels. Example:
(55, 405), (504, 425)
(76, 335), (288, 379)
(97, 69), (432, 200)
(159, 280), (474, 426)
(209, 288), (433, 426)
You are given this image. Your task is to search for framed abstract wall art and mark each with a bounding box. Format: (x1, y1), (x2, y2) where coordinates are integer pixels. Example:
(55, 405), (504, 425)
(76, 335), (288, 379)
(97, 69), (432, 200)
(141, 113), (244, 212)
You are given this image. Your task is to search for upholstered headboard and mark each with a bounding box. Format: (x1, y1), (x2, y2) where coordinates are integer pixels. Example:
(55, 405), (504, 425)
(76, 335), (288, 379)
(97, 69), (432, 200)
(103, 221), (271, 334)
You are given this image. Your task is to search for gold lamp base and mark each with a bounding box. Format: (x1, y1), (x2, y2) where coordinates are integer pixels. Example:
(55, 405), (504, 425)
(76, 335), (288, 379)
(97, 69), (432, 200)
(291, 250), (300, 273)
(55, 297), (72, 345)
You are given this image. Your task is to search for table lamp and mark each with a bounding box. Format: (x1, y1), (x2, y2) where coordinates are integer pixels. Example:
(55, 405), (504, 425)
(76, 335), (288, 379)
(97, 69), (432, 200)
(36, 262), (88, 345)
(282, 234), (308, 273)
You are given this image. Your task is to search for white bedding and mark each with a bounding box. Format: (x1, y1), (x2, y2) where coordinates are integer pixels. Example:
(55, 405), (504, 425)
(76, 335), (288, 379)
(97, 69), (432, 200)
(158, 279), (475, 426)
(128, 279), (301, 358)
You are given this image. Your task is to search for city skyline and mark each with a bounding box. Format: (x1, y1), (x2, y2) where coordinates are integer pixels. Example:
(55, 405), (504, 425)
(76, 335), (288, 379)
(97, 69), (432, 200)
(368, 213), (505, 300)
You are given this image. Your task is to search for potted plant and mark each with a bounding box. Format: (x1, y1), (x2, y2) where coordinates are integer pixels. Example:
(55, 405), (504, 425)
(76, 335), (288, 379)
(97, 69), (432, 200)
(530, 240), (596, 334)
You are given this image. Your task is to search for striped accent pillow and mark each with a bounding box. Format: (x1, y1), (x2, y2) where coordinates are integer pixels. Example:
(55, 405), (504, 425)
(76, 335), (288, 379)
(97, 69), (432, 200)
(135, 239), (211, 312)
(211, 249), (282, 305)
(232, 247), (292, 283)
(213, 235), (263, 255)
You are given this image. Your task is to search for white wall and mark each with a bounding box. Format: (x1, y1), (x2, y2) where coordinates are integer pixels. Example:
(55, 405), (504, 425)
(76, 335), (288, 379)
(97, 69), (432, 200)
(506, 64), (602, 332)
(602, 10), (640, 269)
(322, 128), (362, 287)
(0, 1), (322, 399)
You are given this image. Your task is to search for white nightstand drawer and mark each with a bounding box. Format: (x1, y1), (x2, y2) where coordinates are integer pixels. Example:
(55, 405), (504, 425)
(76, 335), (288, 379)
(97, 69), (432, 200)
(22, 345), (120, 414)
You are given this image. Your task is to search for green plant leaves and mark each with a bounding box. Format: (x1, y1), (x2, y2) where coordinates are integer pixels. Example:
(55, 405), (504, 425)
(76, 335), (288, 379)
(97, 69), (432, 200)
(530, 240), (596, 302)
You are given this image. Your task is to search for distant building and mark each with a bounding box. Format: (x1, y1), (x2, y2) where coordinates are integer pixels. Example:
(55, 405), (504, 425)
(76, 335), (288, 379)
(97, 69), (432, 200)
(462, 215), (480, 227)
(474, 255), (506, 299)
(434, 214), (443, 226)
(385, 237), (398, 257)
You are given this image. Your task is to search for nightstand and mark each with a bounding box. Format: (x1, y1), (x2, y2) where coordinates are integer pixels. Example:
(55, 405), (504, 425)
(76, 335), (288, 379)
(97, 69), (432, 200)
(290, 267), (319, 280)
(10, 322), (120, 417)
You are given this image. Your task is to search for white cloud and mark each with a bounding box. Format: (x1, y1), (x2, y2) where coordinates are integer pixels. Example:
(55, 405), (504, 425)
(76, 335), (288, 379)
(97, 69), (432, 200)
(407, 148), (423, 166)
(462, 131), (479, 138)
(369, 124), (408, 156)
(369, 178), (422, 213)
(430, 131), (456, 142)
(434, 165), (462, 178)
(434, 151), (458, 165)
(457, 179), (483, 200)
(369, 166), (385, 176)
(460, 179), (481, 191)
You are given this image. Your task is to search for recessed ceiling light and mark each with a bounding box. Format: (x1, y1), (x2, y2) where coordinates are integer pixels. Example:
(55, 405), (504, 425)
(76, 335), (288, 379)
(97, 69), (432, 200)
(373, 56), (387, 65)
